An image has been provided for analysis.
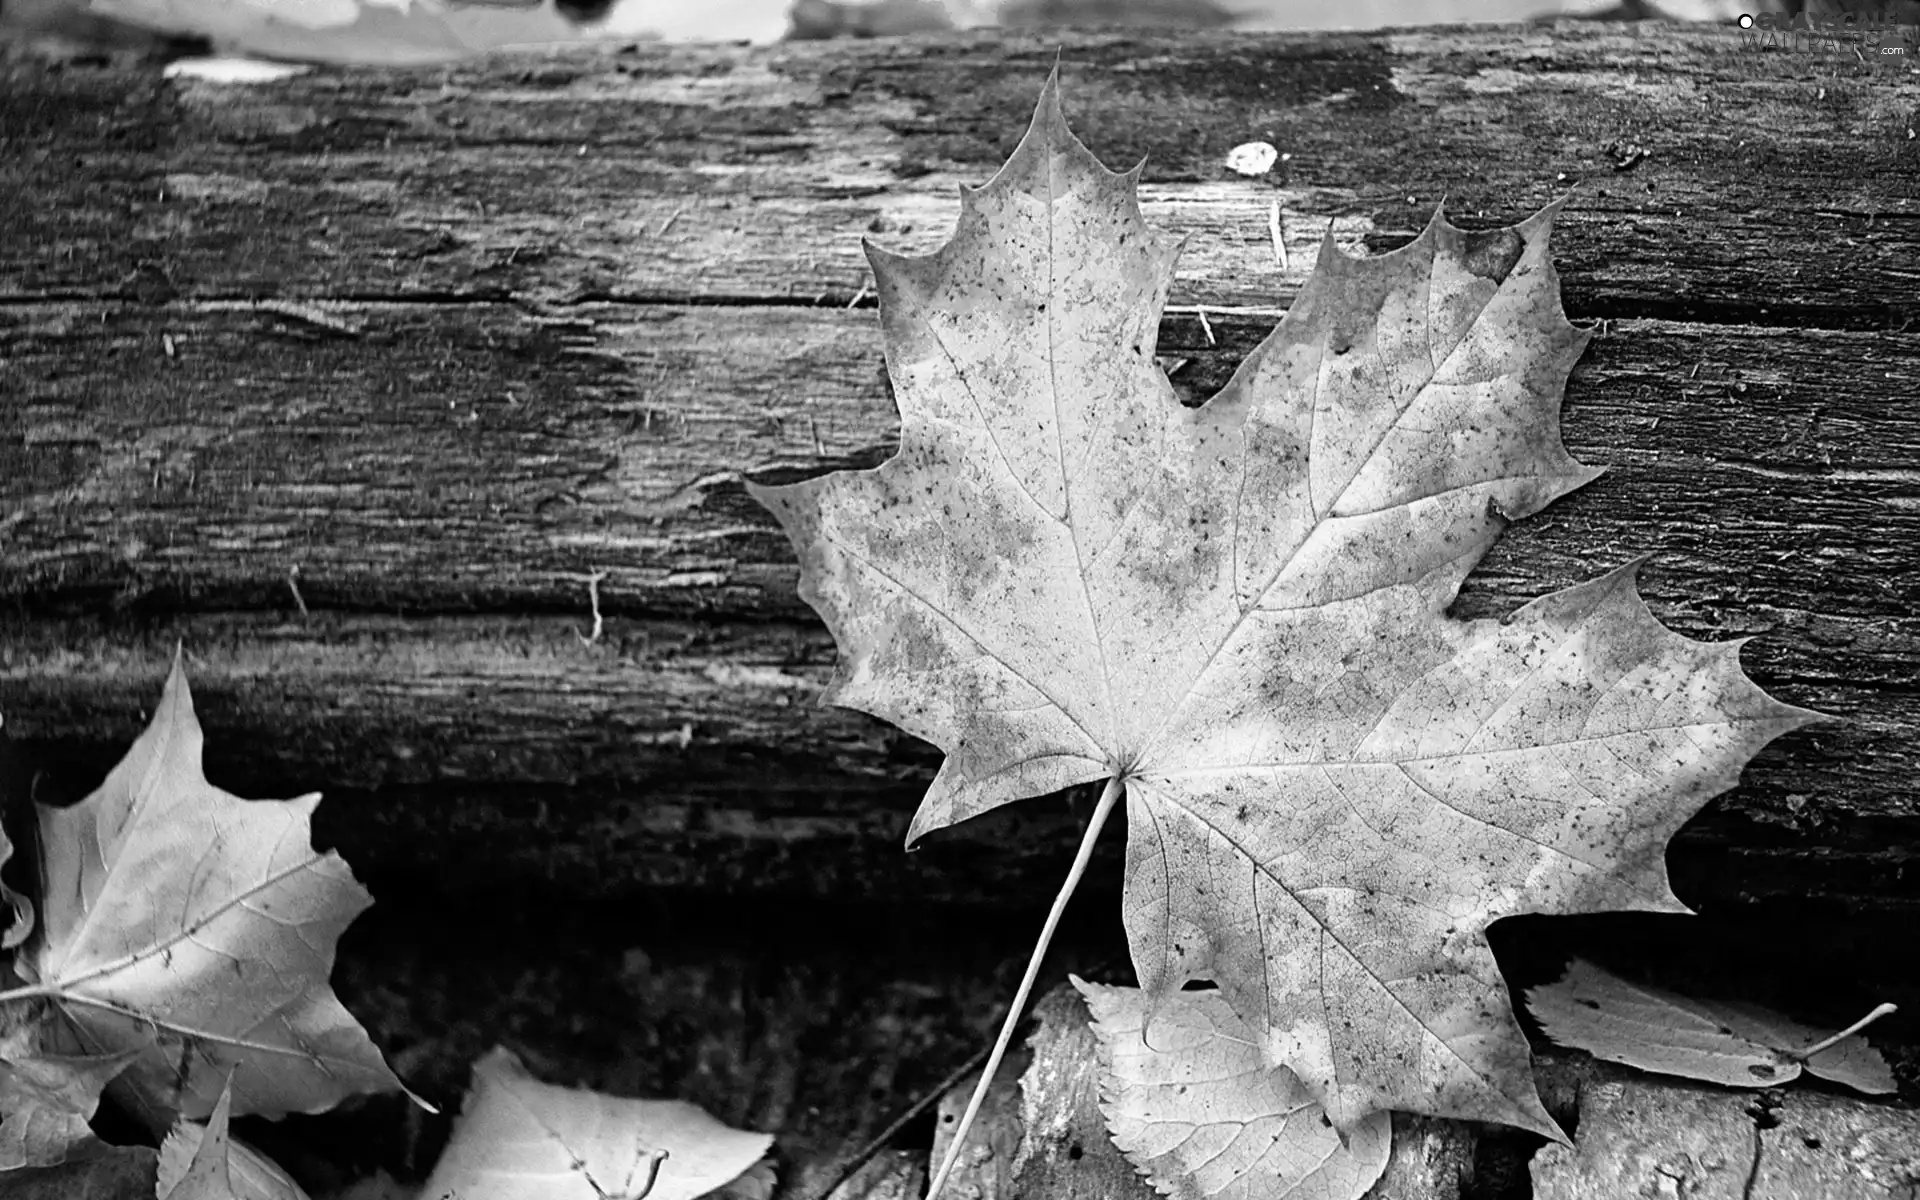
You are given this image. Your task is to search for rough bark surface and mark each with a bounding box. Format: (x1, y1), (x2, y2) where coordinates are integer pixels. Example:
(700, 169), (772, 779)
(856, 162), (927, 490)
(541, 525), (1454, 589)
(1532, 1066), (1920, 1199)
(3, 30), (1917, 912)
(3, 26), (1919, 1200)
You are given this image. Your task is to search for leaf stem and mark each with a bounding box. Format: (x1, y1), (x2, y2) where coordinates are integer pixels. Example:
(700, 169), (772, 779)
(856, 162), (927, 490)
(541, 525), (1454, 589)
(1800, 1002), (1897, 1059)
(925, 775), (1124, 1200)
(0, 983), (56, 1006)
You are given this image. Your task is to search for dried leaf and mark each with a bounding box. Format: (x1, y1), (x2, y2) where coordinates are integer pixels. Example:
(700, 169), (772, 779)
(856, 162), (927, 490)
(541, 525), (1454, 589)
(1526, 959), (1894, 1095)
(15, 654), (402, 1129)
(748, 75), (1818, 1136)
(421, 1046), (773, 1200)
(1075, 978), (1389, 1200)
(89, 0), (582, 66)
(0, 859), (34, 951)
(157, 1078), (239, 1200)
(0, 1022), (138, 1169)
(158, 1096), (312, 1200)
(0, 723), (39, 952)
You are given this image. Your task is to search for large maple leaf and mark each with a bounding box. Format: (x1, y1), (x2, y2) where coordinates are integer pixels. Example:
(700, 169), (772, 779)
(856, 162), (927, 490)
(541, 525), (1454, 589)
(746, 77), (1818, 1135)
(10, 655), (402, 1129)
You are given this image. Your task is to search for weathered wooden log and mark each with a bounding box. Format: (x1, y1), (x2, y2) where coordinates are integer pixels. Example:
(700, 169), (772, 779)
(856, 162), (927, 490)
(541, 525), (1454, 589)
(1, 28), (1916, 926)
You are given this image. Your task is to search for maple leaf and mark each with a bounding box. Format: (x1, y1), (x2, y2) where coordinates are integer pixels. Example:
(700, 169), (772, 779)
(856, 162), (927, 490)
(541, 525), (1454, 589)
(421, 1046), (774, 1200)
(1527, 959), (1895, 1095)
(1076, 977), (1390, 1200)
(748, 74), (1820, 1137)
(4, 654), (402, 1130)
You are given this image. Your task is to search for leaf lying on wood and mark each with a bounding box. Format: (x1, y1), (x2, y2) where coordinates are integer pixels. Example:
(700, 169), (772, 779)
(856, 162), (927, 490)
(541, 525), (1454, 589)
(1526, 959), (1895, 1095)
(422, 1045), (773, 1200)
(749, 72), (1820, 1141)
(5, 654), (403, 1131)
(1075, 977), (1390, 1200)
(158, 1080), (311, 1200)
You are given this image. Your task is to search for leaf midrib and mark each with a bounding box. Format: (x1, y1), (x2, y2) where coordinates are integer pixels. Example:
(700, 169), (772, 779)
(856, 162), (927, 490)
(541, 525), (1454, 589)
(47, 847), (336, 1015)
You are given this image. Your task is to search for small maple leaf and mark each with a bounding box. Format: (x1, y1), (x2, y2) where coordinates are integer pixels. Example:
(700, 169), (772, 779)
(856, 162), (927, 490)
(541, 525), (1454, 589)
(748, 75), (1821, 1136)
(10, 653), (402, 1130)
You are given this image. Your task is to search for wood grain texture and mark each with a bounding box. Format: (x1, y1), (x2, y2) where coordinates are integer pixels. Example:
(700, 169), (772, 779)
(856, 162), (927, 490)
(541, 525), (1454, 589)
(1, 28), (1916, 919)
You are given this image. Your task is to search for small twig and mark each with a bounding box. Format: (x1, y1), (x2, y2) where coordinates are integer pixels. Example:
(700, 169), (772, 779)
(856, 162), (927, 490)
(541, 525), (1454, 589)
(926, 776), (1124, 1200)
(1799, 1003), (1897, 1059)
(803, 1043), (995, 1200)
(1194, 306), (1215, 346)
(1268, 200), (1289, 271)
(574, 570), (608, 646)
(657, 206), (685, 237)
(847, 280), (870, 309)
(287, 565), (309, 618)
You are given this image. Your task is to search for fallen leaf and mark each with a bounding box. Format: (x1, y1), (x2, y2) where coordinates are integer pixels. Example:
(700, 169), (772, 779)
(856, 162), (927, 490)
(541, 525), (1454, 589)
(421, 1046), (773, 1200)
(88, 0), (584, 64)
(158, 1092), (312, 1200)
(13, 653), (402, 1129)
(747, 75), (1818, 1136)
(1526, 959), (1895, 1095)
(1075, 977), (1389, 1200)
(157, 1077), (239, 1200)
(0, 850), (33, 953)
(0, 724), (38, 952)
(0, 1020), (138, 1169)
